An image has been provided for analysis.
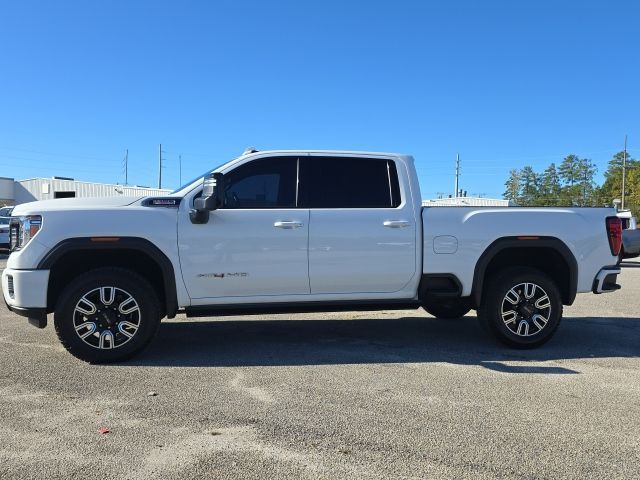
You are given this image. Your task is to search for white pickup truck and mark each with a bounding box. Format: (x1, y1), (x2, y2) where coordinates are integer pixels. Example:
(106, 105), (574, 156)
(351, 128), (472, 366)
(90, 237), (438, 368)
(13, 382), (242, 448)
(2, 150), (624, 362)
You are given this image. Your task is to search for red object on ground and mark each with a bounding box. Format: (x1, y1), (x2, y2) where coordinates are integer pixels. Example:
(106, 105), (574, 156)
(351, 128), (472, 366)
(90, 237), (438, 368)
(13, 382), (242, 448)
(98, 427), (110, 434)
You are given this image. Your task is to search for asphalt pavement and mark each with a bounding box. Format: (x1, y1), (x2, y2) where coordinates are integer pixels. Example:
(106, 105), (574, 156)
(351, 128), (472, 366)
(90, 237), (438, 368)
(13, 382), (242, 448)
(1, 253), (639, 479)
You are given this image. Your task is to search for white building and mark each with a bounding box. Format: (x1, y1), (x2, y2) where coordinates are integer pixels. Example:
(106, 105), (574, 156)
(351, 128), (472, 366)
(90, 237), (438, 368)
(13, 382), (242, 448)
(0, 177), (15, 205)
(0, 177), (170, 206)
(423, 197), (513, 207)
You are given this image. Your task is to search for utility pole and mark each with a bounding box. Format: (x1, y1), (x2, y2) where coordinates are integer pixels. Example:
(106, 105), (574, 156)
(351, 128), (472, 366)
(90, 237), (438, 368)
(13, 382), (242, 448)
(158, 144), (163, 189)
(179, 154), (182, 185)
(454, 153), (460, 198)
(621, 134), (627, 210)
(124, 149), (128, 185)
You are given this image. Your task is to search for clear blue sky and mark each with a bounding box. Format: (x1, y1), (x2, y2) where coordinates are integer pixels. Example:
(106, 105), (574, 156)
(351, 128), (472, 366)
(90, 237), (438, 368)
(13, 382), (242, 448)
(1, 0), (638, 197)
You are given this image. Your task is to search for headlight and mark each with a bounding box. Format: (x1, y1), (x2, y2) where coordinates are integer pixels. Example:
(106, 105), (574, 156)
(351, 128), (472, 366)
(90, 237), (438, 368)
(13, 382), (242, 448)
(9, 215), (42, 251)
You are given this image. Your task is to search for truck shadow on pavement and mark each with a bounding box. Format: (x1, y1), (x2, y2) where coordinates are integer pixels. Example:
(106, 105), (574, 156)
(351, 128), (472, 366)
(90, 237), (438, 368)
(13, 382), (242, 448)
(129, 315), (640, 373)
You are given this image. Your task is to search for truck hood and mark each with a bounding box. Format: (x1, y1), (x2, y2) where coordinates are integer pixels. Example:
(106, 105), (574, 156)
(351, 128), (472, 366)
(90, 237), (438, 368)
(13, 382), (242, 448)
(11, 196), (144, 215)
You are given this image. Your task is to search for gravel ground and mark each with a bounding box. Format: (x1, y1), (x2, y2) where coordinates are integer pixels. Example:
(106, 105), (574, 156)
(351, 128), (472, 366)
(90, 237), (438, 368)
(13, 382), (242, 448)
(1, 253), (639, 479)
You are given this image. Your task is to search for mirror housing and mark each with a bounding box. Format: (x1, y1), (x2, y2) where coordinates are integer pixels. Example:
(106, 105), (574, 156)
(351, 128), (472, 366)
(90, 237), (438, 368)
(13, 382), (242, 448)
(189, 172), (223, 224)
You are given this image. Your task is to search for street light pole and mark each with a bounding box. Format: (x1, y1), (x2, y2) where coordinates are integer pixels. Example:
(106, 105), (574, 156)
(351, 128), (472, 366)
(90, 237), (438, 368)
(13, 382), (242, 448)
(621, 135), (627, 210)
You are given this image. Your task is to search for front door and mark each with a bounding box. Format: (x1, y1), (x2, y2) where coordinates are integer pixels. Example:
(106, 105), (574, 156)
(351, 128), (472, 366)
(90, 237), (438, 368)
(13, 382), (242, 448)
(178, 156), (309, 302)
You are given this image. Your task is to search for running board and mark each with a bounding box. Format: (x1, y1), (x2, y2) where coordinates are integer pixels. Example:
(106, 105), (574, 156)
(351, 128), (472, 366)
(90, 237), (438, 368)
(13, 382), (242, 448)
(184, 300), (421, 318)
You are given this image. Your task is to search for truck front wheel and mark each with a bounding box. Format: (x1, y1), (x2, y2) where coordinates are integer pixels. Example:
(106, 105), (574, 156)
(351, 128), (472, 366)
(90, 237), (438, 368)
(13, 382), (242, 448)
(422, 297), (473, 319)
(54, 267), (161, 363)
(479, 267), (562, 348)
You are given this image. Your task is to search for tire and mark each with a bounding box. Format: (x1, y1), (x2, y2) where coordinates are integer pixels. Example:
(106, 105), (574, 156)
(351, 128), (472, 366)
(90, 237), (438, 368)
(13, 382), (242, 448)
(478, 267), (562, 349)
(423, 297), (473, 319)
(54, 267), (161, 363)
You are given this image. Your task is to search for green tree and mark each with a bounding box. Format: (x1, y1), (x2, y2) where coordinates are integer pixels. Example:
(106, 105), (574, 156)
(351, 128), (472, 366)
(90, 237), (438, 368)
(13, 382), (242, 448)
(503, 169), (520, 203)
(519, 166), (539, 206)
(575, 158), (597, 206)
(501, 150), (640, 216)
(539, 163), (561, 206)
(558, 154), (584, 205)
(597, 151), (640, 215)
(559, 154), (580, 187)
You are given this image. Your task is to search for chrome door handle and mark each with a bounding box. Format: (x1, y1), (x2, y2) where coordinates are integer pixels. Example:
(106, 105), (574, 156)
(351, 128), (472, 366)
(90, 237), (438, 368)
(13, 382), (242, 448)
(383, 220), (411, 228)
(274, 221), (304, 229)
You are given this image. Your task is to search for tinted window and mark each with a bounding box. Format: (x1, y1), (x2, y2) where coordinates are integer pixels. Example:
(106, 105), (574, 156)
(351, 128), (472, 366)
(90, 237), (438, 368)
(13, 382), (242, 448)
(222, 157), (297, 209)
(302, 157), (401, 208)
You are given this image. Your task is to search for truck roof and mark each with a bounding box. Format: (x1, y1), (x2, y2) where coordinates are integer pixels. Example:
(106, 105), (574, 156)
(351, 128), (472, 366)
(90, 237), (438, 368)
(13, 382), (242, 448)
(239, 149), (410, 158)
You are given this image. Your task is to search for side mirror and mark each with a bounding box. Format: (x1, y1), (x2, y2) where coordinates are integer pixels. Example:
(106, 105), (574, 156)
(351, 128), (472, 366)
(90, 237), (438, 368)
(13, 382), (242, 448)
(189, 172), (223, 224)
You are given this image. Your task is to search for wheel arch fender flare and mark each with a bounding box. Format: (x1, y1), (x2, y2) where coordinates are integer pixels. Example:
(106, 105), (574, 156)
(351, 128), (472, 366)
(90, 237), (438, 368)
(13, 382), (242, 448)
(471, 236), (578, 307)
(38, 237), (178, 319)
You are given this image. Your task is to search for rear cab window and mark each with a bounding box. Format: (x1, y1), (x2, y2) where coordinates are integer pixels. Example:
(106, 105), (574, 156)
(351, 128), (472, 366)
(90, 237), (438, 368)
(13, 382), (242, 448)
(300, 156), (401, 208)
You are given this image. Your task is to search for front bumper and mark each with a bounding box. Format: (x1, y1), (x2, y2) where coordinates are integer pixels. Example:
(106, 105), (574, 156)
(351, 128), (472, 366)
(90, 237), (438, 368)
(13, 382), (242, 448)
(2, 268), (50, 328)
(592, 266), (621, 294)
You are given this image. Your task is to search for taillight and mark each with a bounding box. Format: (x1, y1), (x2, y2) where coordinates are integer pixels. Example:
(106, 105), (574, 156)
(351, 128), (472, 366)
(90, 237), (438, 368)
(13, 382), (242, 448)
(606, 216), (622, 256)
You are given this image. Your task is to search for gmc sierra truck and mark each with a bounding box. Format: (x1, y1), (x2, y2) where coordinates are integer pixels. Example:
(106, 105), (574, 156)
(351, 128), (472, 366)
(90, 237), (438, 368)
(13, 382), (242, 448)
(2, 150), (623, 363)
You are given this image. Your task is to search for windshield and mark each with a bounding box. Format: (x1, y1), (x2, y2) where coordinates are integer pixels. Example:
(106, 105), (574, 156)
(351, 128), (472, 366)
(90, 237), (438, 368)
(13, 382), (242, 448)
(169, 159), (229, 194)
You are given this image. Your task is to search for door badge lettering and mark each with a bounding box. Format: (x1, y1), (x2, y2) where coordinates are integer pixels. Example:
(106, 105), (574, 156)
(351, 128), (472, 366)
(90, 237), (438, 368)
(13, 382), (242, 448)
(197, 272), (249, 279)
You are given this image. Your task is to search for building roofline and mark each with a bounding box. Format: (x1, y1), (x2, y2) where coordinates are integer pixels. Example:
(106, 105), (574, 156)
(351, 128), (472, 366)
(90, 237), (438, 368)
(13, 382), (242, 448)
(17, 177), (170, 191)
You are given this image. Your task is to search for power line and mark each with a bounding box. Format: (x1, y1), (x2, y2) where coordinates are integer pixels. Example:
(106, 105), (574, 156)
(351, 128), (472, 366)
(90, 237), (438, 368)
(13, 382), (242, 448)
(123, 149), (129, 185)
(0, 154), (119, 169)
(158, 144), (164, 189)
(454, 153), (460, 198)
(0, 146), (120, 162)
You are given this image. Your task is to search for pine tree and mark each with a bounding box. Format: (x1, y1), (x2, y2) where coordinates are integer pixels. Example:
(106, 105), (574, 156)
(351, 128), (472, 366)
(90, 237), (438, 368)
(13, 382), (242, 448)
(576, 158), (597, 206)
(503, 169), (520, 203)
(501, 150), (640, 217)
(539, 163), (561, 206)
(559, 154), (580, 187)
(519, 166), (539, 206)
(558, 154), (585, 205)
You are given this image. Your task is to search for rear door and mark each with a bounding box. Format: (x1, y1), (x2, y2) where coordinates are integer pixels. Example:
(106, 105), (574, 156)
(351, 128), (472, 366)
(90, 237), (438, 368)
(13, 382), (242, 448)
(302, 155), (417, 294)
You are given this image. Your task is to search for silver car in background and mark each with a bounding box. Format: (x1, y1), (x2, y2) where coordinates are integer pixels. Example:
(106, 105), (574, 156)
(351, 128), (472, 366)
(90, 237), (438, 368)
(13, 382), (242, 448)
(0, 217), (10, 249)
(0, 206), (14, 218)
(618, 211), (640, 260)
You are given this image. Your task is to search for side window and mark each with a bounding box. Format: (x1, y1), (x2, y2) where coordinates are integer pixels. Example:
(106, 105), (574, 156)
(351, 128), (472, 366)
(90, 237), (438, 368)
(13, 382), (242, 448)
(222, 157), (298, 209)
(303, 157), (401, 208)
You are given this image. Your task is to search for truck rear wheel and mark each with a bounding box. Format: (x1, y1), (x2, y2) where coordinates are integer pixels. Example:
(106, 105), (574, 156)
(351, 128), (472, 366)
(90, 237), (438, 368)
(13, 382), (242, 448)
(478, 267), (562, 348)
(423, 297), (473, 319)
(54, 267), (161, 363)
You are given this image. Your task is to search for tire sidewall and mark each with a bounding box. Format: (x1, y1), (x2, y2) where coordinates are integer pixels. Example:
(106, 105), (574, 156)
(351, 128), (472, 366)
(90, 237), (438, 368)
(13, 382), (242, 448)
(54, 268), (160, 363)
(481, 268), (562, 348)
